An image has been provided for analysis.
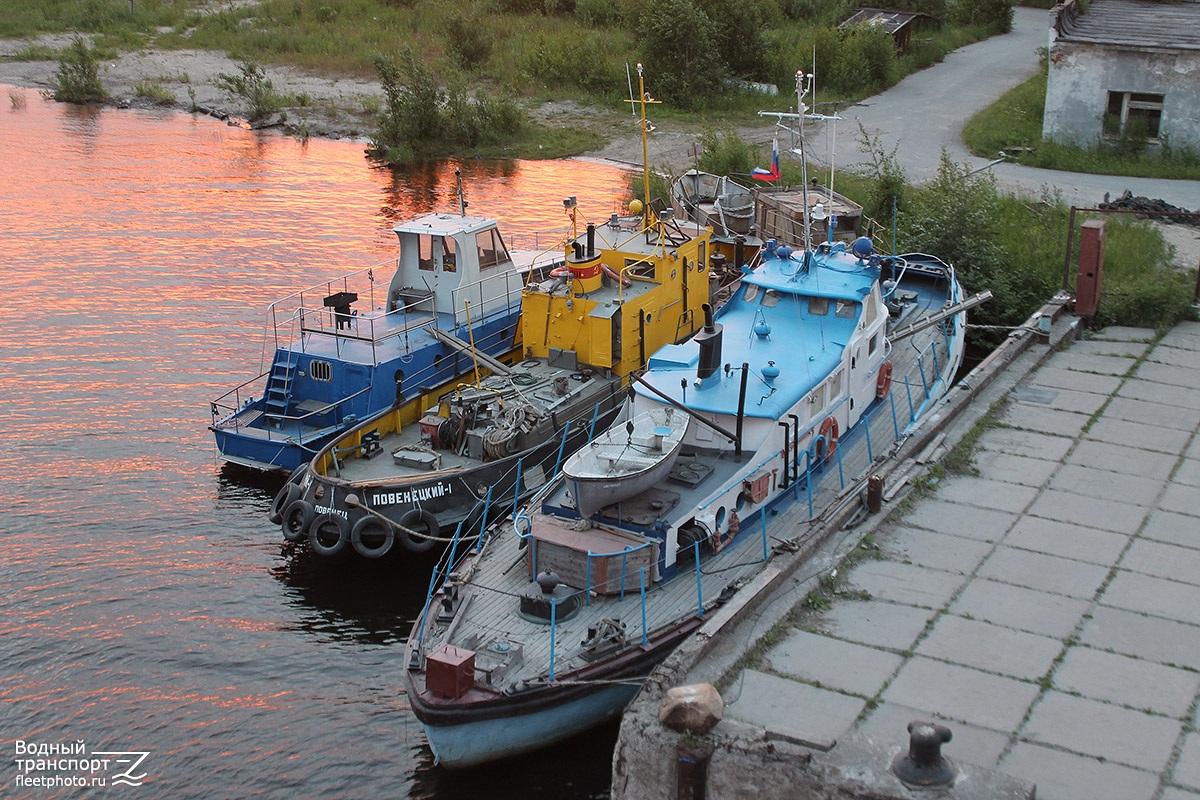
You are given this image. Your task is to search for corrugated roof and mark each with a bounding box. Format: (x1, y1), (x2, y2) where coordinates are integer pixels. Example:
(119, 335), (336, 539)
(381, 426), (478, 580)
(1057, 0), (1200, 51)
(840, 8), (924, 35)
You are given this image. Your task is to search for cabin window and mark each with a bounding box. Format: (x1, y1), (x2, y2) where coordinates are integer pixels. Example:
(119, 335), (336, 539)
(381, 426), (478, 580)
(418, 235), (435, 271)
(809, 383), (826, 414)
(835, 299), (856, 319)
(310, 360), (333, 382)
(442, 236), (457, 272)
(1104, 91), (1163, 140)
(743, 284), (759, 303)
(864, 290), (878, 325)
(476, 228), (510, 270)
(830, 367), (843, 398)
(762, 289), (781, 308)
(869, 333), (879, 356)
(808, 297), (828, 316)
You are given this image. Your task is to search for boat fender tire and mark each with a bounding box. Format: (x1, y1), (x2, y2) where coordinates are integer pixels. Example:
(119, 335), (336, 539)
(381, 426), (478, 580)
(876, 360), (893, 399)
(269, 482), (301, 525)
(281, 498), (314, 542)
(309, 513), (349, 556)
(351, 516), (394, 559)
(397, 509), (439, 553)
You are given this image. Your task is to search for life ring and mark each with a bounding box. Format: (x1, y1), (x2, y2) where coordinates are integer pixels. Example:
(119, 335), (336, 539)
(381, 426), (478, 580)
(876, 359), (893, 399)
(812, 415), (839, 464)
(351, 516), (394, 559)
(397, 509), (440, 553)
(550, 266), (572, 279)
(280, 498), (314, 542)
(309, 512), (349, 556)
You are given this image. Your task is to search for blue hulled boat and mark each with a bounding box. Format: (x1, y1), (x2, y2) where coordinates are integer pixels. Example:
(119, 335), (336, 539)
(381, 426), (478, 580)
(210, 196), (561, 472)
(402, 69), (985, 767)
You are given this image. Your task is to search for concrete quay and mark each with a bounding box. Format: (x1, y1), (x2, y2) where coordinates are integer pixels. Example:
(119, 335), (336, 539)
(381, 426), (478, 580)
(613, 316), (1200, 799)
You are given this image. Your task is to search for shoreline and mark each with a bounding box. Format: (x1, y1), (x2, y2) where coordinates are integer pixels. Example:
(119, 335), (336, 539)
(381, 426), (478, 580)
(0, 37), (734, 175)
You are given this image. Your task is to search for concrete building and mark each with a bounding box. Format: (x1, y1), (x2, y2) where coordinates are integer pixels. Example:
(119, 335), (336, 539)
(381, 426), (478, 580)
(1042, 0), (1200, 152)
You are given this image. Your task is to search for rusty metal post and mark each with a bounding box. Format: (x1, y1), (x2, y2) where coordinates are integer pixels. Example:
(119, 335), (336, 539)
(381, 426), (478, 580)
(867, 474), (884, 513)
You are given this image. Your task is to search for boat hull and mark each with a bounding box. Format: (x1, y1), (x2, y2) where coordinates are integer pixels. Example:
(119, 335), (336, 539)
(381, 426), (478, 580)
(421, 683), (639, 767)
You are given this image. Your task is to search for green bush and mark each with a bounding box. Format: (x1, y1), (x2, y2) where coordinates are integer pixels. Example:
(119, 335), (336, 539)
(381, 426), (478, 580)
(636, 0), (726, 106)
(52, 36), (108, 104)
(444, 11), (494, 69)
(214, 59), (285, 122)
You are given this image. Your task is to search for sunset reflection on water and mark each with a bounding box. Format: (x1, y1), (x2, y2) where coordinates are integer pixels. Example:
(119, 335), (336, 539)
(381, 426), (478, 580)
(2, 86), (629, 799)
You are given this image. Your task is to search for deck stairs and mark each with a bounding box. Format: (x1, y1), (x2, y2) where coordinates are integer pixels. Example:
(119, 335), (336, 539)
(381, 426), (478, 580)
(264, 356), (299, 420)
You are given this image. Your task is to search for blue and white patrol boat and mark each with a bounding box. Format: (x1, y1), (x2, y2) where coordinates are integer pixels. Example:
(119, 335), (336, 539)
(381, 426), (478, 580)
(402, 70), (986, 768)
(210, 180), (562, 473)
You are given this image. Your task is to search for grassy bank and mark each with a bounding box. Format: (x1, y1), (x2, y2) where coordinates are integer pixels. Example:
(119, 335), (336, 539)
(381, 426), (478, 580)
(962, 56), (1200, 180)
(3, 0), (1015, 162)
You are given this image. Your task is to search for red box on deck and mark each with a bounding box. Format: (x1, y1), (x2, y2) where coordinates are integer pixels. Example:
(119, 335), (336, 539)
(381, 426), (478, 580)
(426, 644), (475, 699)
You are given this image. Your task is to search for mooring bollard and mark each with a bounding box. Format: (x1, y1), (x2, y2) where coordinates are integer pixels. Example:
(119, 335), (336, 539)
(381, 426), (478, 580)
(867, 474), (884, 513)
(892, 720), (956, 787)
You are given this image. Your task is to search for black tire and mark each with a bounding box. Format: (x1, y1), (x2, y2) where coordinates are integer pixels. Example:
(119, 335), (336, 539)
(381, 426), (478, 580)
(309, 513), (349, 556)
(281, 499), (314, 543)
(269, 482), (300, 525)
(351, 516), (394, 559)
(397, 509), (439, 553)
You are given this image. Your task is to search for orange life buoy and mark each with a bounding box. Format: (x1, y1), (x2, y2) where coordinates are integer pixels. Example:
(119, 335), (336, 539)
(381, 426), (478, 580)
(876, 359), (893, 399)
(550, 266), (572, 279)
(814, 415), (839, 463)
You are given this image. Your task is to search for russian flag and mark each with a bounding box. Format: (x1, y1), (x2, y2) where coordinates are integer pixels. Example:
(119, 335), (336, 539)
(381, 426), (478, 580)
(751, 138), (780, 182)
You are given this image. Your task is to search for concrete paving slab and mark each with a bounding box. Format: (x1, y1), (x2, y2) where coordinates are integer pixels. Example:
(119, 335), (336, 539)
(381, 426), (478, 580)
(1189, 435), (1200, 461)
(854, 701), (1011, 770)
(1067, 439), (1179, 480)
(977, 545), (1113, 599)
(1175, 456), (1200, 488)
(949, 579), (1090, 639)
(1011, 385), (1108, 415)
(1151, 344), (1200, 369)
(1105, 396), (1200, 432)
(1002, 515), (1129, 566)
(936, 475), (1040, 514)
(1052, 646), (1200, 719)
(1158, 322), (1200, 349)
(1159, 482), (1200, 517)
(969, 450), (1059, 487)
(809, 598), (936, 652)
(1026, 364), (1123, 396)
(1080, 605), (1200, 669)
(1048, 463), (1164, 506)
(1143, 509), (1200, 548)
(914, 615), (1062, 682)
(1085, 416), (1192, 455)
(997, 402), (1090, 438)
(1133, 360), (1200, 391)
(1160, 788), (1200, 800)
(1025, 488), (1150, 534)
(881, 656), (1040, 732)
(1021, 691), (1182, 772)
(1120, 377), (1200, 411)
(897, 498), (1018, 542)
(1069, 339), (1151, 359)
(978, 427), (1074, 462)
(1120, 539), (1200, 586)
(724, 669), (865, 751)
(764, 630), (904, 698)
(845, 560), (967, 610)
(1090, 326), (1156, 343)
(1051, 351), (1140, 376)
(1101, 570), (1200, 626)
(1175, 732), (1200, 792)
(1001, 741), (1160, 800)
(878, 525), (995, 574)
